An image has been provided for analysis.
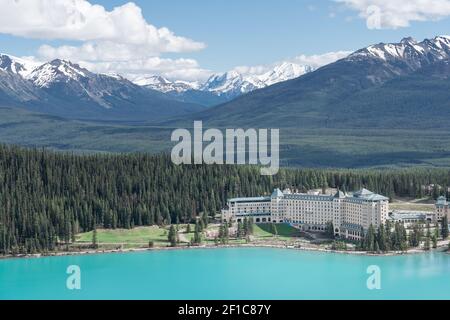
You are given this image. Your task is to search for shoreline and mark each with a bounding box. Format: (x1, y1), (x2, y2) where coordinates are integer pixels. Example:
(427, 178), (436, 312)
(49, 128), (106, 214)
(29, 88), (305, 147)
(1, 242), (448, 261)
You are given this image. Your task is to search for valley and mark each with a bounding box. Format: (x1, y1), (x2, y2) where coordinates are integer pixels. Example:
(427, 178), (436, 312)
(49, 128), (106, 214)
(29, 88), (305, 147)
(3, 36), (450, 168)
(3, 106), (450, 168)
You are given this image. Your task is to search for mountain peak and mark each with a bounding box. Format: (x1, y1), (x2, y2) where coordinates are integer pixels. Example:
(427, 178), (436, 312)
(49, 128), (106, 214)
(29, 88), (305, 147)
(348, 36), (450, 67)
(0, 54), (39, 77)
(133, 75), (200, 93)
(400, 37), (417, 44)
(29, 59), (91, 88)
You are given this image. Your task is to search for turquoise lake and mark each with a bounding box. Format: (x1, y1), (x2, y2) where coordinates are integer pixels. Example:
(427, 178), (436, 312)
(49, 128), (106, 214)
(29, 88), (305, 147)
(0, 248), (449, 300)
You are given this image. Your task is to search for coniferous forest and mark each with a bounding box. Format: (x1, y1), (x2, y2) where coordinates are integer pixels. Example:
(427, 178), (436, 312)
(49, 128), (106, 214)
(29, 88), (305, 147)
(1, 144), (450, 254)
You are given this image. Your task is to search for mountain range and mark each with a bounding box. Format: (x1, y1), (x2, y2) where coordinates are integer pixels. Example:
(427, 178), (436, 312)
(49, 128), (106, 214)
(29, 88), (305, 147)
(2, 36), (450, 168)
(132, 62), (313, 106)
(0, 55), (204, 122)
(180, 36), (450, 129)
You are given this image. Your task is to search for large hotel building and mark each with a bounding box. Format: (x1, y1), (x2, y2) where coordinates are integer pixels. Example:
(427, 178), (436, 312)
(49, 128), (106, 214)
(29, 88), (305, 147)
(222, 188), (390, 240)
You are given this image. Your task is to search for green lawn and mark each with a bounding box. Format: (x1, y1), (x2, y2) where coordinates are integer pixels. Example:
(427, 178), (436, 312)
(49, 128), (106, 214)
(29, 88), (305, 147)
(74, 223), (302, 249)
(254, 224), (300, 239)
(76, 226), (169, 246)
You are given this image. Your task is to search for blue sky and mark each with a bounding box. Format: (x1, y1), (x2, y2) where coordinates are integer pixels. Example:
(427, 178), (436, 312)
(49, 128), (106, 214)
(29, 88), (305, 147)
(1, 0), (450, 80)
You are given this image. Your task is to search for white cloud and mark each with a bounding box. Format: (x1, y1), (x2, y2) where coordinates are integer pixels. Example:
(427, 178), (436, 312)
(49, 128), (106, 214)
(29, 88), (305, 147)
(291, 51), (351, 68)
(229, 51), (351, 78)
(336, 0), (450, 29)
(80, 57), (213, 82)
(0, 0), (205, 53)
(0, 0), (352, 82)
(0, 0), (208, 81)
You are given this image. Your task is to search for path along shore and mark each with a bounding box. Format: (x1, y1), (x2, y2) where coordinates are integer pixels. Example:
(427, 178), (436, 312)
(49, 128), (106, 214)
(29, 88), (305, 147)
(1, 240), (449, 260)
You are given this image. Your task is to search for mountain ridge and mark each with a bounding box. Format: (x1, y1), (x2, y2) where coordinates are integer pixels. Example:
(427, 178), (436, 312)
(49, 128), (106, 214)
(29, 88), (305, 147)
(170, 35), (450, 129)
(0, 55), (205, 122)
(133, 62), (314, 106)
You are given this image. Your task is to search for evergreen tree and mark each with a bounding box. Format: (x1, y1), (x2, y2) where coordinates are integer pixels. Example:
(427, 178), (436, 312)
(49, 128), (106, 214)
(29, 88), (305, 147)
(168, 225), (177, 247)
(424, 223), (431, 251)
(92, 227), (98, 249)
(409, 224), (421, 248)
(2, 144), (450, 254)
(325, 221), (335, 240)
(223, 221), (229, 244)
(432, 235), (438, 249)
(193, 222), (202, 245)
(365, 225), (376, 252)
(271, 224), (278, 237)
(442, 216), (449, 239)
(377, 224), (387, 252)
(202, 212), (209, 228)
(247, 219), (254, 235)
(237, 222), (243, 239)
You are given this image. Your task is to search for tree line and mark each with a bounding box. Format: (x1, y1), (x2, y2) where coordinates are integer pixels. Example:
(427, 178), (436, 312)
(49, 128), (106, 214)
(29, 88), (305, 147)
(1, 145), (450, 254)
(358, 216), (449, 253)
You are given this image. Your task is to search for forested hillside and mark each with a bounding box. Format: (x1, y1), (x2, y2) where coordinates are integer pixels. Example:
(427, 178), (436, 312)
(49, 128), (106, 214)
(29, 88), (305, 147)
(1, 145), (449, 254)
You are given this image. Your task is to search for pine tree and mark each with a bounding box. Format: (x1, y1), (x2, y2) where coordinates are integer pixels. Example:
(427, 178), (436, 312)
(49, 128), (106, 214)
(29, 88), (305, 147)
(247, 219), (254, 235)
(237, 222), (243, 239)
(168, 225), (177, 247)
(442, 215), (449, 239)
(92, 227), (98, 249)
(365, 225), (376, 252)
(377, 224), (387, 252)
(432, 235), (438, 249)
(325, 221), (335, 240)
(202, 212), (209, 228)
(221, 221), (229, 244)
(3, 144), (450, 254)
(193, 222), (202, 245)
(424, 223), (431, 251)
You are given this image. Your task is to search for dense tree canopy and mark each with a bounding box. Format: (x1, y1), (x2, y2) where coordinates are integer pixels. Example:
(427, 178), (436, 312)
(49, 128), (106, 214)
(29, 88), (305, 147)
(0, 145), (449, 254)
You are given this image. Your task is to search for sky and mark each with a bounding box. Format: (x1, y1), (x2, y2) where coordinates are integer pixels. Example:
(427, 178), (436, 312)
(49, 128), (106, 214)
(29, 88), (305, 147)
(1, 0), (450, 82)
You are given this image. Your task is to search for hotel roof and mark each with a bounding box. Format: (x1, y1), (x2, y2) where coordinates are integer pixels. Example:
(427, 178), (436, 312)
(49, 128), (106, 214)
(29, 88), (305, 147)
(389, 211), (433, 220)
(436, 196), (448, 206)
(229, 196), (271, 202)
(229, 188), (388, 203)
(352, 188), (389, 201)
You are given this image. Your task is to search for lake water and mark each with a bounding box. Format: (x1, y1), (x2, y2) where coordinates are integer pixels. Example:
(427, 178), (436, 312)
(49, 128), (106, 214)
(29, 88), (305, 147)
(1, 248), (449, 300)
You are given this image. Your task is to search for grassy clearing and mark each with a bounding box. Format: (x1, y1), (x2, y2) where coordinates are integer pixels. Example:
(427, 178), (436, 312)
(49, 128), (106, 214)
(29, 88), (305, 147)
(254, 224), (300, 239)
(74, 223), (305, 250)
(76, 226), (169, 246)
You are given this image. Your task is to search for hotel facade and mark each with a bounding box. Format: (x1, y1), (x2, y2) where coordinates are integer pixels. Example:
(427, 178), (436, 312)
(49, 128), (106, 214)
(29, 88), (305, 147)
(222, 188), (390, 240)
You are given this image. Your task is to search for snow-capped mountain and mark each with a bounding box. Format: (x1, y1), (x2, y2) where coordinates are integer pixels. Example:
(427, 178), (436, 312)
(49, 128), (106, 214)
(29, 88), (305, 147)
(0, 54), (39, 78)
(0, 55), (203, 121)
(182, 35), (450, 130)
(28, 59), (93, 88)
(201, 62), (312, 97)
(132, 62), (314, 106)
(257, 62), (314, 86)
(133, 75), (200, 93)
(201, 70), (259, 97)
(349, 36), (450, 72)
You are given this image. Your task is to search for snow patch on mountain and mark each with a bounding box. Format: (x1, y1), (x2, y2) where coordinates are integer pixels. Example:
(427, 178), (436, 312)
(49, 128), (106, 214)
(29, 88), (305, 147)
(133, 75), (201, 93)
(0, 54), (40, 78)
(201, 62), (312, 96)
(131, 62), (313, 98)
(28, 59), (90, 88)
(349, 35), (450, 65)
